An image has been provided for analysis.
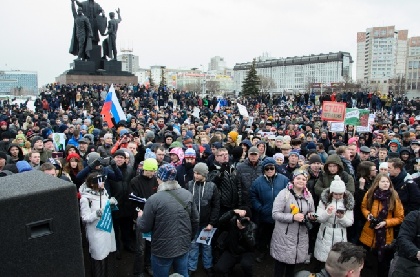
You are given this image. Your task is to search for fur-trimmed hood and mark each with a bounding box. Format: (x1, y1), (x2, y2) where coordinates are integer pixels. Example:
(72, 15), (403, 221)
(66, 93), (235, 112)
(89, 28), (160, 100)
(158, 181), (182, 192)
(320, 188), (355, 210)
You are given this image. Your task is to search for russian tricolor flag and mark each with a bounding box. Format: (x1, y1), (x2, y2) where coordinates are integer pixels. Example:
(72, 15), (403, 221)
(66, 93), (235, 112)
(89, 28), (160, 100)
(101, 84), (126, 128)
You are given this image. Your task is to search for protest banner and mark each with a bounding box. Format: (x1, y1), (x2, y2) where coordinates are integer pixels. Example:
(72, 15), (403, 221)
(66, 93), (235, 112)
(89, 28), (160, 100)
(96, 200), (113, 233)
(356, 114), (375, 133)
(345, 109), (369, 126)
(321, 101), (346, 122)
(330, 122), (345, 132)
(53, 133), (66, 152)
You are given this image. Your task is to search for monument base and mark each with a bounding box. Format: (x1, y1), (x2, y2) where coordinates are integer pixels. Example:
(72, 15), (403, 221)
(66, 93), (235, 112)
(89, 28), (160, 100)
(55, 72), (138, 85)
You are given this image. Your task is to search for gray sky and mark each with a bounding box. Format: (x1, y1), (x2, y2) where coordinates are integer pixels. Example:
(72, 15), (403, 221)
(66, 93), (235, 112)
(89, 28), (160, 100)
(2, 0), (420, 86)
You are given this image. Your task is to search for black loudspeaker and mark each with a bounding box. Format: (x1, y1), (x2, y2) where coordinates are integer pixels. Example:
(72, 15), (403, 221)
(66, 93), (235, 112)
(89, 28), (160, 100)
(0, 171), (84, 276)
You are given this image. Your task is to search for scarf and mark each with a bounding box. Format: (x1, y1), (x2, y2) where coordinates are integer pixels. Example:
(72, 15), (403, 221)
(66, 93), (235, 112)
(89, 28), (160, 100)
(373, 188), (391, 261)
(390, 169), (407, 189)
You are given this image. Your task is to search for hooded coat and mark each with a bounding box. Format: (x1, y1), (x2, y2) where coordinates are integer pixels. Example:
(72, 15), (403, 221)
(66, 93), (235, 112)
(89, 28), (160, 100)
(314, 154), (355, 196)
(270, 187), (315, 264)
(314, 189), (355, 262)
(7, 143), (24, 164)
(249, 158), (289, 224)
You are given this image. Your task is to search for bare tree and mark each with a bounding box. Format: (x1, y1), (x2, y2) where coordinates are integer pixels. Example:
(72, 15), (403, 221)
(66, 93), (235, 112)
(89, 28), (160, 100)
(258, 75), (276, 93)
(183, 82), (201, 93)
(206, 80), (220, 94)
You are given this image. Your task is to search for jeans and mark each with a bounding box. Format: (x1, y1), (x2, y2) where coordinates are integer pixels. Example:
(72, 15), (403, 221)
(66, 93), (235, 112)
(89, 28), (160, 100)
(151, 252), (189, 277)
(188, 230), (213, 271)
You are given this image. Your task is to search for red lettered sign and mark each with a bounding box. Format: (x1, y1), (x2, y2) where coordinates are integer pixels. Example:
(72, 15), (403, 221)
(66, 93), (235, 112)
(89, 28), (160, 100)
(321, 101), (346, 122)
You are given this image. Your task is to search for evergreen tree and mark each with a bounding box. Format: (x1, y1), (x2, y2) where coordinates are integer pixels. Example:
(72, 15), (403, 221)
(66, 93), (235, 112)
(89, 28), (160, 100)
(241, 59), (260, 97)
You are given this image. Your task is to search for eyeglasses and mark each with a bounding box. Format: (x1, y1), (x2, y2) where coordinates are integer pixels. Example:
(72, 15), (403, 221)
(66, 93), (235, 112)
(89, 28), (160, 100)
(264, 166), (275, 171)
(217, 153), (229, 157)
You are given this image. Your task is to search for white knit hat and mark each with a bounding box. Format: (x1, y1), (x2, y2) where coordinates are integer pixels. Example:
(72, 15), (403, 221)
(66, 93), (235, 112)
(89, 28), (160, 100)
(379, 162), (388, 170)
(330, 175), (346, 193)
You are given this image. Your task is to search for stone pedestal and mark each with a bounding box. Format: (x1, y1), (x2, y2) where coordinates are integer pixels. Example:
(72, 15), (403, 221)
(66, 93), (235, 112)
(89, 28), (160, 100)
(55, 73), (138, 85)
(103, 60), (122, 72)
(90, 45), (102, 71)
(73, 60), (96, 74)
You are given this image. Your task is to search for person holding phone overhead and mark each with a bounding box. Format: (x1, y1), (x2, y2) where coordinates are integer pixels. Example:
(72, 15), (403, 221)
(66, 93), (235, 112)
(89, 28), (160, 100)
(313, 176), (355, 272)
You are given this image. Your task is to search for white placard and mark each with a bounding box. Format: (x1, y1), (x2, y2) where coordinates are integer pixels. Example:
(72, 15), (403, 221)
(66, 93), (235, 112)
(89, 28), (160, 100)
(330, 122), (345, 132)
(237, 103), (249, 117)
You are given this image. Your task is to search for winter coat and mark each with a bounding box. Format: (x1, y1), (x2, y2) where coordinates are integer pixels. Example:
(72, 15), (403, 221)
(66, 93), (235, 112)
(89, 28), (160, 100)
(235, 158), (263, 206)
(397, 210), (420, 260)
(359, 192), (404, 248)
(314, 189), (355, 262)
(270, 188), (315, 264)
(208, 162), (240, 212)
(129, 174), (158, 214)
(250, 173), (289, 224)
(187, 180), (220, 228)
(314, 154), (355, 196)
(176, 162), (195, 189)
(97, 144), (113, 158)
(390, 170), (420, 215)
(136, 181), (200, 258)
(108, 164), (135, 218)
(79, 185), (116, 260)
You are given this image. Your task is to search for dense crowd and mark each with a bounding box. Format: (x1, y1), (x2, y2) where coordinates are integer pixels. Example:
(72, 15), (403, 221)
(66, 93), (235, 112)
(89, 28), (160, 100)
(1, 83), (420, 277)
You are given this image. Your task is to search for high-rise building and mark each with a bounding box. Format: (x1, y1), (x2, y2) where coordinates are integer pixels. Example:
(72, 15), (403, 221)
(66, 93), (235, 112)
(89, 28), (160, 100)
(233, 52), (352, 94)
(0, 70), (38, 95)
(356, 26), (408, 94)
(208, 56), (226, 72)
(117, 48), (139, 73)
(406, 36), (420, 95)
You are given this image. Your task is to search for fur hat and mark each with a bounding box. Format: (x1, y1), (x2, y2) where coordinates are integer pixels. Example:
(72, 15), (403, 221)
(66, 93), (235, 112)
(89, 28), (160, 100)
(330, 175), (346, 194)
(157, 163), (177, 182)
(194, 162), (209, 176)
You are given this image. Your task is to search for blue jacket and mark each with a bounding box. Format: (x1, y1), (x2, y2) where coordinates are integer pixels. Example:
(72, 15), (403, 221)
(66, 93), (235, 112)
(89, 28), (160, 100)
(249, 173), (289, 224)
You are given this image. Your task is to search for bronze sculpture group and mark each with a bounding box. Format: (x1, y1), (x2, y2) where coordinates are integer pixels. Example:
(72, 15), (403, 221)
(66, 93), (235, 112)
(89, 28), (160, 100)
(69, 0), (121, 61)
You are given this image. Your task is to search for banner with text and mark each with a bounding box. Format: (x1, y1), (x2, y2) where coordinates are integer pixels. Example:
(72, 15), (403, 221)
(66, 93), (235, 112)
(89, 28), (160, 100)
(321, 101), (346, 122)
(345, 109), (369, 126)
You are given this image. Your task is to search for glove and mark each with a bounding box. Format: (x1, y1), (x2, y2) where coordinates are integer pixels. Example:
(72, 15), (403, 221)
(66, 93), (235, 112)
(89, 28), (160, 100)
(109, 197), (118, 206)
(89, 158), (101, 169)
(110, 159), (117, 168)
(96, 209), (103, 218)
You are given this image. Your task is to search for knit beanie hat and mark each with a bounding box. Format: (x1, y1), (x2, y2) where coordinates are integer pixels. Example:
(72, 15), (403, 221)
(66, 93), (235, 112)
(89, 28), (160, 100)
(16, 161), (32, 173)
(184, 148), (196, 158)
(193, 162), (209, 176)
(228, 131), (239, 142)
(157, 163), (177, 182)
(183, 135), (193, 145)
(307, 142), (316, 150)
(309, 154), (322, 164)
(144, 148), (157, 160)
(273, 153), (284, 161)
(330, 175), (346, 193)
(87, 152), (100, 162)
(31, 136), (43, 148)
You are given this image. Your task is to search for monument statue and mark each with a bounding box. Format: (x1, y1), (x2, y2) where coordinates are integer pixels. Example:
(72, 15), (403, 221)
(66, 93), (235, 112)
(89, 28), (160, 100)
(75, 0), (106, 45)
(69, 0), (93, 61)
(102, 8), (122, 60)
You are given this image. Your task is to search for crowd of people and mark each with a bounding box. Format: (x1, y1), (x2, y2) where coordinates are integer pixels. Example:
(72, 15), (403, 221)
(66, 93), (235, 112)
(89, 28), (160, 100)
(1, 83), (420, 277)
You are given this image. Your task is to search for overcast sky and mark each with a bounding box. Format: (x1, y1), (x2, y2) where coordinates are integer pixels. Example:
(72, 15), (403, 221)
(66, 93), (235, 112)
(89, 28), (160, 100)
(2, 0), (420, 86)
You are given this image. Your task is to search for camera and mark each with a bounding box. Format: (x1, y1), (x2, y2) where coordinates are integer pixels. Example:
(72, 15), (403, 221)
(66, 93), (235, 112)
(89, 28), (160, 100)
(369, 216), (382, 229)
(301, 214), (314, 230)
(239, 217), (250, 226)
